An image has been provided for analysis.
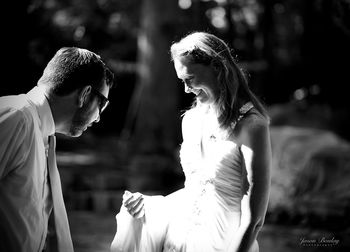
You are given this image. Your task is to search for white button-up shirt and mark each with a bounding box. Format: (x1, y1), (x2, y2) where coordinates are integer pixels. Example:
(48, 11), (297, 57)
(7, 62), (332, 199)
(0, 86), (55, 252)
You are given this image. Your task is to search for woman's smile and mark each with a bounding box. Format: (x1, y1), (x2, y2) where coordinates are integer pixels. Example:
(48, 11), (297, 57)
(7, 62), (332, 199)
(174, 57), (220, 105)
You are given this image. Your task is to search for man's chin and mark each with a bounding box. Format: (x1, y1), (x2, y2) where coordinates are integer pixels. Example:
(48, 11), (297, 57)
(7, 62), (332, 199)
(68, 128), (85, 138)
(72, 132), (83, 138)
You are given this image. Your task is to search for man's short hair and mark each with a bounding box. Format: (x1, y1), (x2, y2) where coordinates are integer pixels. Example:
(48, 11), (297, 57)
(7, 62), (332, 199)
(38, 47), (114, 96)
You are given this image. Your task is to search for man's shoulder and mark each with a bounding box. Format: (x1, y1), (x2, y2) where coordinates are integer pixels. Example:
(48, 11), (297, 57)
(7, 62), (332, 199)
(0, 94), (35, 128)
(0, 93), (28, 109)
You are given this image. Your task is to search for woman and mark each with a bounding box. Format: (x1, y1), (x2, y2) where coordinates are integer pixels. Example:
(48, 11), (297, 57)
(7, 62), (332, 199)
(111, 31), (272, 252)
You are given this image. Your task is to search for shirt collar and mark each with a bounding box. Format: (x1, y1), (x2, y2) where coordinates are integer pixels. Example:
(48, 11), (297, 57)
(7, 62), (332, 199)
(27, 86), (55, 137)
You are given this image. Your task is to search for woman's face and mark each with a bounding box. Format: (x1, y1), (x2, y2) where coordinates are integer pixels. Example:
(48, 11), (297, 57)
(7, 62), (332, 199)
(174, 57), (220, 105)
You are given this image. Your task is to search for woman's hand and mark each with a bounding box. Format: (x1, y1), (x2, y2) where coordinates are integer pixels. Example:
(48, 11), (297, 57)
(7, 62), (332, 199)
(123, 190), (145, 218)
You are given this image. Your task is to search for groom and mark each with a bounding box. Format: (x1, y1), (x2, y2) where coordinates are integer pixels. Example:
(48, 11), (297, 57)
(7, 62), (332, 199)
(0, 47), (114, 252)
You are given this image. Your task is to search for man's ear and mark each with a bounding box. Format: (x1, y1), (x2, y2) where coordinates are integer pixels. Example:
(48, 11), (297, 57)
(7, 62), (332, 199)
(78, 86), (92, 108)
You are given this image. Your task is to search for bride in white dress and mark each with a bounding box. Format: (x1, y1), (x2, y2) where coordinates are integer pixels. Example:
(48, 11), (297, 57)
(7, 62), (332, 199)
(111, 31), (272, 252)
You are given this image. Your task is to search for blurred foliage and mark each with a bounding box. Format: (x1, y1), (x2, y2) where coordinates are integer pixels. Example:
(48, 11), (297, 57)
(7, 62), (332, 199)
(26, 0), (140, 73)
(2, 0), (350, 135)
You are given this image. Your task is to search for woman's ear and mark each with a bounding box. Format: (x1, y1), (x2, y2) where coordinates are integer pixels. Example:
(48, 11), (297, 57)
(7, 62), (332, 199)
(78, 86), (92, 108)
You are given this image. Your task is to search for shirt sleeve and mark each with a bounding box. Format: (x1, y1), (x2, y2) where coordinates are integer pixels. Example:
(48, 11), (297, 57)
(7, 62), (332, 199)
(0, 106), (31, 179)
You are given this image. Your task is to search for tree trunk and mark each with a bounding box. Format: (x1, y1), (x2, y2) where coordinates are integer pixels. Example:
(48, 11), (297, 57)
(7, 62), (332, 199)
(122, 0), (183, 193)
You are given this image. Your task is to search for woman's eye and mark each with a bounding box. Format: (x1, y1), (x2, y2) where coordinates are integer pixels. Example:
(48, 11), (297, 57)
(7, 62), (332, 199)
(184, 78), (193, 85)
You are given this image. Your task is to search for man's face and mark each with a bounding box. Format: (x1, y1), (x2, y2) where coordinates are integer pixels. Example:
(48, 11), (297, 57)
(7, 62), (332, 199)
(69, 82), (110, 137)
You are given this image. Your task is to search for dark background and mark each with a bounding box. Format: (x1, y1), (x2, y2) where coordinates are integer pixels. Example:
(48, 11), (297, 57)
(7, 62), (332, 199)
(3, 0), (350, 139)
(1, 0), (350, 251)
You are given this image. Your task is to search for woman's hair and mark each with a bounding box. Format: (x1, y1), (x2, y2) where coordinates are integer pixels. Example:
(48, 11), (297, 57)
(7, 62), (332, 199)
(170, 31), (268, 129)
(38, 47), (114, 96)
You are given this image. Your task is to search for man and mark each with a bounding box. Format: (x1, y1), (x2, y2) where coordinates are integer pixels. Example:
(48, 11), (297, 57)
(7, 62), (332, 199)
(0, 47), (114, 252)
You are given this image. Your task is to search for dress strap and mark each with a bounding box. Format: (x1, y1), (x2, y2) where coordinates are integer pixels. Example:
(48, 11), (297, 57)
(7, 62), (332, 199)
(238, 102), (254, 118)
(231, 102), (254, 130)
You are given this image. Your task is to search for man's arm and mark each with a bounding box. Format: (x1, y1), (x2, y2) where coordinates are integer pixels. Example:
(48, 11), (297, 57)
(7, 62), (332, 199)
(0, 107), (30, 179)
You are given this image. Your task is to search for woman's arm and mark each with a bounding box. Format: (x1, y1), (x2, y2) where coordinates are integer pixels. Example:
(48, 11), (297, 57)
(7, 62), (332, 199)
(230, 116), (272, 252)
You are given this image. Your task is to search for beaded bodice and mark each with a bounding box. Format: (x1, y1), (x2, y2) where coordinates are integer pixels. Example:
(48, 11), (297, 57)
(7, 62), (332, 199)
(179, 102), (254, 211)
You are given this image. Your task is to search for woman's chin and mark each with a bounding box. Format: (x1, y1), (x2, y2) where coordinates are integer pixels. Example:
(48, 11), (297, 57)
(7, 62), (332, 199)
(196, 96), (213, 105)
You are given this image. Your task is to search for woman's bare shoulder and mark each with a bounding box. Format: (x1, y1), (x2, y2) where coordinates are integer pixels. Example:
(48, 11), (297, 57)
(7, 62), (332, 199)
(231, 108), (270, 145)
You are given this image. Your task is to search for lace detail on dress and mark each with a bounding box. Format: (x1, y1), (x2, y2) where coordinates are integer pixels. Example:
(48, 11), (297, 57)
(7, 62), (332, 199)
(230, 102), (254, 130)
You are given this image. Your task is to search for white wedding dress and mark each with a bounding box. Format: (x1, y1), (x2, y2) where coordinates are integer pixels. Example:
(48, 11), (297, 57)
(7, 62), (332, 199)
(111, 103), (258, 252)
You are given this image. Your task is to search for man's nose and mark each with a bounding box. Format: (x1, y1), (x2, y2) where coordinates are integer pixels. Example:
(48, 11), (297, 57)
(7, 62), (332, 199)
(94, 113), (100, 123)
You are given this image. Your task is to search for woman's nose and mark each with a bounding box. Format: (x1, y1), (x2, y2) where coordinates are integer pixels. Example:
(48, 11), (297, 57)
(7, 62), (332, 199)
(184, 84), (192, 93)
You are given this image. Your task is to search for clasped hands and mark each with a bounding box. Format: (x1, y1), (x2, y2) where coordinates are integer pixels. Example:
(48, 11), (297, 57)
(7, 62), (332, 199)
(123, 190), (145, 218)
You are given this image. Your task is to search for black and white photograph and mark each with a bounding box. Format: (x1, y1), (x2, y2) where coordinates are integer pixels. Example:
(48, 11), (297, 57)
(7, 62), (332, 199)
(1, 0), (350, 251)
